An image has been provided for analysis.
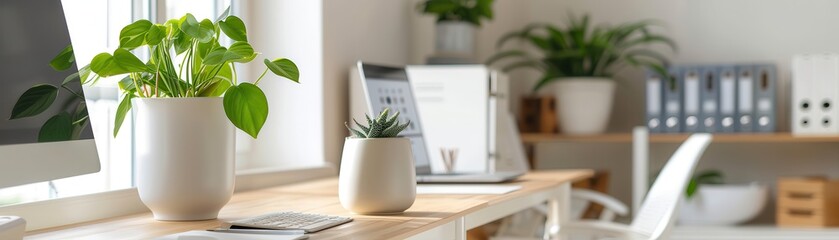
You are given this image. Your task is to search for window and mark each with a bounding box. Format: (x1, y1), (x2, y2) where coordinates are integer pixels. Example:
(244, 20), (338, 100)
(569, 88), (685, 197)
(0, 0), (232, 207)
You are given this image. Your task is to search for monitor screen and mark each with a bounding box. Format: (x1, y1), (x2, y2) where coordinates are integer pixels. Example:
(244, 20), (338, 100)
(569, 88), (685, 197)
(359, 63), (432, 174)
(0, 0), (92, 145)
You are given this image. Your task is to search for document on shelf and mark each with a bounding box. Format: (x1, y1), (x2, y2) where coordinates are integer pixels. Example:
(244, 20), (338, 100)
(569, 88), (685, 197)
(416, 184), (521, 195)
(155, 230), (307, 240)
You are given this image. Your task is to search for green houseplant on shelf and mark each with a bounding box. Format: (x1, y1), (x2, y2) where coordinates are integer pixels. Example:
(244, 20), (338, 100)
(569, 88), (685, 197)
(418, 0), (494, 58)
(78, 10), (299, 221)
(487, 14), (676, 135)
(340, 108), (415, 214)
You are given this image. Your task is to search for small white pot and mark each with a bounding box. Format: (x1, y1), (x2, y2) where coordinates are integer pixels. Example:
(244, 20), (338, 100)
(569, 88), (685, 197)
(133, 97), (235, 221)
(339, 138), (416, 214)
(678, 184), (768, 226)
(553, 78), (616, 135)
(435, 21), (475, 55)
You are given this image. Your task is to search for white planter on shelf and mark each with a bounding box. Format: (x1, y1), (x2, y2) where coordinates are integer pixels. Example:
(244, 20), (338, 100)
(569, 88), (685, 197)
(435, 21), (475, 56)
(678, 183), (768, 226)
(553, 78), (616, 135)
(133, 97), (235, 221)
(339, 137), (416, 214)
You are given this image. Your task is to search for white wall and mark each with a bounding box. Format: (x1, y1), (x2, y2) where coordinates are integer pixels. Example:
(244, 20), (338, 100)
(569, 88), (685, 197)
(322, 0), (415, 165)
(239, 0), (325, 169)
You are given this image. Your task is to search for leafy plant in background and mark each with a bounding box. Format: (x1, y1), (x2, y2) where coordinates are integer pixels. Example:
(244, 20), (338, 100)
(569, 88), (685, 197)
(345, 108), (411, 138)
(417, 0), (494, 26)
(9, 45), (90, 142)
(686, 170), (724, 199)
(486, 14), (676, 91)
(88, 9), (298, 138)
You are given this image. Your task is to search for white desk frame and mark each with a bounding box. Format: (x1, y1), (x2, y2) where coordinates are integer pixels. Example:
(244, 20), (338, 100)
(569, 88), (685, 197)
(407, 182), (572, 240)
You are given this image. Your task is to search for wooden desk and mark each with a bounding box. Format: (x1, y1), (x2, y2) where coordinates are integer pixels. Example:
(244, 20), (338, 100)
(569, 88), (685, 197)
(26, 170), (592, 240)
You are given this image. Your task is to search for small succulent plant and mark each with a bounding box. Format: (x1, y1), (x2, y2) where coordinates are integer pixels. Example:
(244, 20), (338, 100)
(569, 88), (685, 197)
(345, 108), (411, 138)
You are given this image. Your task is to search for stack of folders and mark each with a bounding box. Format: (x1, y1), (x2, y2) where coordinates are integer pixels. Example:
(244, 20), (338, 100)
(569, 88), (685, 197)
(646, 64), (777, 134)
(792, 54), (839, 136)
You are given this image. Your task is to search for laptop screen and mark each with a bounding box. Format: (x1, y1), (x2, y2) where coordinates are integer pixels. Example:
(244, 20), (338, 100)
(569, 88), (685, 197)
(357, 62), (432, 175)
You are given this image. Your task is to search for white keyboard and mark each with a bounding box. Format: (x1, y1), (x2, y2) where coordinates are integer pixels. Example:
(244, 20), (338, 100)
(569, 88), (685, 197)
(229, 211), (352, 233)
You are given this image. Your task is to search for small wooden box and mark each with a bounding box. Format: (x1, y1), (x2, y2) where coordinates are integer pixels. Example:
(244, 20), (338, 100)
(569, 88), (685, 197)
(777, 177), (839, 227)
(518, 96), (558, 133)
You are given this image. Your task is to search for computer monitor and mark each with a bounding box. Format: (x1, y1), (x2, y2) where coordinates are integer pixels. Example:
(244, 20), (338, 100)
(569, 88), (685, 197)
(0, 0), (100, 189)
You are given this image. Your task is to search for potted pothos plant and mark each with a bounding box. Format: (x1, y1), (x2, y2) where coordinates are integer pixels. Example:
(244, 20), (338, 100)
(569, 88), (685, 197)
(340, 108), (415, 214)
(418, 0), (494, 57)
(73, 9), (298, 221)
(487, 14), (675, 135)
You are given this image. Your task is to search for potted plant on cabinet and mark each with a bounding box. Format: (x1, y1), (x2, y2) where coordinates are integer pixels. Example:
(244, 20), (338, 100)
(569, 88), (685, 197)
(487, 14), (675, 135)
(340, 108), (415, 214)
(81, 11), (299, 221)
(418, 0), (494, 60)
(679, 170), (767, 226)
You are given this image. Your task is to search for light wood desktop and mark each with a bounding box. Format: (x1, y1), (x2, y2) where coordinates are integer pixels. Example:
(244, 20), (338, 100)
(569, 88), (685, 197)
(26, 170), (593, 240)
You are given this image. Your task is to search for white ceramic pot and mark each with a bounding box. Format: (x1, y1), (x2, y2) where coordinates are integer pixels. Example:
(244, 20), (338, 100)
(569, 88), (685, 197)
(678, 184), (768, 226)
(339, 138), (416, 214)
(133, 97), (235, 221)
(553, 78), (616, 135)
(435, 21), (475, 55)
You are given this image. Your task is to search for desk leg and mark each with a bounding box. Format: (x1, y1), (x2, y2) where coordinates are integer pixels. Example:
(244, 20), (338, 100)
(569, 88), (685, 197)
(543, 182), (571, 240)
(455, 217), (466, 240)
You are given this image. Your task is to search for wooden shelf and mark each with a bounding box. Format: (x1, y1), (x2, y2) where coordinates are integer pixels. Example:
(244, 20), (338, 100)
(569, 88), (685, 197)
(521, 133), (839, 144)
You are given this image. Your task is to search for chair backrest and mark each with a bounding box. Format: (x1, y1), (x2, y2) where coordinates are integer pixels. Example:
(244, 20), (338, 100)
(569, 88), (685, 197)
(630, 134), (712, 239)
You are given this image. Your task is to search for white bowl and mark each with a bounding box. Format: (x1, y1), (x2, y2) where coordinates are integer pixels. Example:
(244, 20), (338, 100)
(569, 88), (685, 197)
(678, 183), (768, 226)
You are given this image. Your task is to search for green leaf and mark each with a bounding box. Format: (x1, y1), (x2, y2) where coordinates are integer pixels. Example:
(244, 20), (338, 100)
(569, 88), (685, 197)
(180, 14), (214, 43)
(78, 65), (93, 85)
(145, 24), (166, 46)
(219, 16), (248, 41)
(422, 0), (458, 14)
(62, 72), (81, 87)
(264, 58), (300, 82)
(38, 112), (74, 142)
(686, 170), (724, 199)
(198, 79), (232, 97)
(89, 49), (149, 77)
(10, 84), (59, 119)
(173, 31), (193, 55)
(119, 19), (153, 49)
(113, 93), (134, 137)
(204, 42), (256, 65)
(223, 83), (268, 138)
(50, 45), (75, 71)
(485, 50), (529, 65)
(345, 121), (367, 138)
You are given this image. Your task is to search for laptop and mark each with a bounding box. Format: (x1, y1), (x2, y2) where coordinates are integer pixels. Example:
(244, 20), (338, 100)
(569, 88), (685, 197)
(356, 62), (523, 183)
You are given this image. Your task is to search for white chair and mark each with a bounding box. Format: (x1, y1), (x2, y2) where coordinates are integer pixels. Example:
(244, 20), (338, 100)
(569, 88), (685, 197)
(559, 133), (712, 240)
(492, 112), (631, 239)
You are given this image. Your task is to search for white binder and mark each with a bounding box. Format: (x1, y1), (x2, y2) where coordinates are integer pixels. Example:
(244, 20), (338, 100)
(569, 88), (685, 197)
(663, 67), (682, 133)
(699, 67), (719, 133)
(719, 66), (737, 133)
(754, 64), (777, 133)
(792, 55), (814, 135)
(682, 68), (701, 132)
(646, 71), (664, 132)
(812, 55), (839, 134)
(736, 66), (755, 132)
